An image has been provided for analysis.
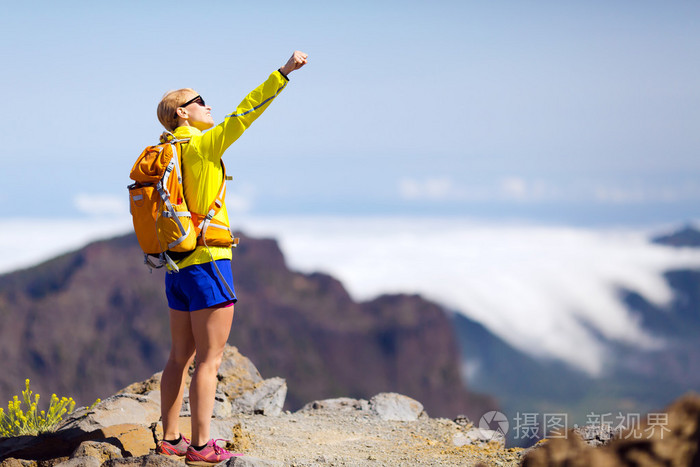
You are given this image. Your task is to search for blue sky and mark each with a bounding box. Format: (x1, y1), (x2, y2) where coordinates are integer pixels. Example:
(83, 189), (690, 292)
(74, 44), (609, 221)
(2, 1), (700, 372)
(2, 1), (700, 226)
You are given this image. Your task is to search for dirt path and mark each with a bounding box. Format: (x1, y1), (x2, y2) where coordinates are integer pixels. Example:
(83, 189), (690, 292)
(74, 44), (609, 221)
(207, 411), (525, 466)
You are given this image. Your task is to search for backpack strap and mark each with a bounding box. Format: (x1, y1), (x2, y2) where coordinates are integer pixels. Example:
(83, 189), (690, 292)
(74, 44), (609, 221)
(193, 160), (236, 299)
(193, 160), (229, 245)
(157, 143), (192, 250)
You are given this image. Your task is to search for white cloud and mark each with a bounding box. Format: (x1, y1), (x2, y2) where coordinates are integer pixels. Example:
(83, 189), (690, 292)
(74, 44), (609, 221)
(0, 217), (132, 274)
(499, 176), (528, 200)
(235, 216), (700, 375)
(592, 183), (700, 204)
(74, 193), (129, 216)
(398, 177), (457, 200)
(398, 176), (700, 205)
(399, 176), (559, 203)
(499, 177), (555, 202)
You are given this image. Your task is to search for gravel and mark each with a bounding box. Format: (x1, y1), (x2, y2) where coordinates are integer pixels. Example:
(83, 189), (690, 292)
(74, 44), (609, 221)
(216, 410), (525, 466)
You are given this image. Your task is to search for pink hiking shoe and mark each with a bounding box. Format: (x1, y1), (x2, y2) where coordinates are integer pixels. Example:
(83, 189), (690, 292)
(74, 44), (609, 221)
(185, 439), (243, 465)
(156, 434), (190, 457)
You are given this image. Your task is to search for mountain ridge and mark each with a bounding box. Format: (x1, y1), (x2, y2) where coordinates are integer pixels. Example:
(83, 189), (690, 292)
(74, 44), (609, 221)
(449, 225), (700, 437)
(0, 232), (494, 421)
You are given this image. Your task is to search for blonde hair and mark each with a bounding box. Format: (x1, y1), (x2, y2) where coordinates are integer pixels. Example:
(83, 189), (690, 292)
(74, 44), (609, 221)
(157, 88), (197, 131)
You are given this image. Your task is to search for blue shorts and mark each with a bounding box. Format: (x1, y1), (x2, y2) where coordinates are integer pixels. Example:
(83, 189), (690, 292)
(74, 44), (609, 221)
(165, 259), (238, 312)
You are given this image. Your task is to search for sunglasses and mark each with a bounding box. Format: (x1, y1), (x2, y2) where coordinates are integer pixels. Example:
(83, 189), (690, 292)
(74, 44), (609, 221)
(180, 95), (206, 109)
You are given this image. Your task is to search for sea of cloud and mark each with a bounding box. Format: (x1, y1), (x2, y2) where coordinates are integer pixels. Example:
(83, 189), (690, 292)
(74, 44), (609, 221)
(2, 215), (700, 376)
(234, 216), (700, 375)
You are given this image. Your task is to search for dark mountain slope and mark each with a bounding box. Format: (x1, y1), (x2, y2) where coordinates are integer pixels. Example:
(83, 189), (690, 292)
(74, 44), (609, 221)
(0, 232), (493, 420)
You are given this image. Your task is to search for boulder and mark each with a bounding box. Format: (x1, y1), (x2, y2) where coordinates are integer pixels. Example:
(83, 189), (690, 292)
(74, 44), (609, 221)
(117, 373), (162, 397)
(217, 346), (264, 390)
(181, 379), (286, 418)
(297, 393), (425, 422)
(71, 440), (123, 460)
(117, 345), (277, 418)
(229, 377), (287, 416)
(299, 397), (370, 413)
(522, 392), (700, 466)
(369, 393), (424, 421)
(121, 346), (263, 397)
(53, 440), (126, 467)
(521, 435), (618, 466)
(218, 346), (287, 417)
(99, 424), (155, 457)
(180, 389), (233, 418)
(59, 394), (160, 432)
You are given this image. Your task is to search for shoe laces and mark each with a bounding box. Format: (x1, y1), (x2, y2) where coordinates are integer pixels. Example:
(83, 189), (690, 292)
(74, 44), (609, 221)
(211, 439), (228, 454)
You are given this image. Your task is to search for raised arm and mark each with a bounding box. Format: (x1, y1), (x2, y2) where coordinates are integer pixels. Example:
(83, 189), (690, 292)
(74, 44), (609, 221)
(199, 51), (309, 160)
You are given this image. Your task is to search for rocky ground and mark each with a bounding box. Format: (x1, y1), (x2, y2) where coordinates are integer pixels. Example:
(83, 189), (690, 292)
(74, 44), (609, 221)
(2, 345), (699, 466)
(186, 409), (524, 466)
(0, 409), (524, 467)
(0, 346), (521, 466)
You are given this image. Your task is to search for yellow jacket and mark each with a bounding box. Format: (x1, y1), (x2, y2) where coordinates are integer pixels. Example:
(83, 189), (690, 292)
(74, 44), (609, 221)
(172, 70), (289, 269)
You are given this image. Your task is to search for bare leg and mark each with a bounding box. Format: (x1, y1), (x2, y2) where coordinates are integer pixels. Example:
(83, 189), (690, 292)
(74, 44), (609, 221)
(161, 309), (196, 441)
(189, 305), (234, 446)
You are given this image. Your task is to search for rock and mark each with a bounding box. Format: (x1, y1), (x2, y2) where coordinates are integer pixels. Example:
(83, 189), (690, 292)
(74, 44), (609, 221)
(223, 457), (284, 466)
(117, 373), (162, 396)
(180, 389), (233, 418)
(297, 394), (425, 422)
(452, 427), (505, 448)
(298, 397), (370, 413)
(207, 419), (251, 452)
(0, 460), (37, 467)
(117, 345), (271, 418)
(99, 424), (155, 457)
(230, 378), (287, 416)
(0, 418), (154, 462)
(522, 392), (700, 467)
(214, 392), (234, 418)
(102, 455), (183, 467)
(453, 414), (471, 427)
(117, 346), (263, 399)
(53, 457), (101, 467)
(607, 392), (700, 465)
(521, 434), (618, 466)
(573, 422), (619, 447)
(218, 346), (264, 388)
(369, 393), (424, 421)
(70, 440), (123, 462)
(59, 394), (160, 432)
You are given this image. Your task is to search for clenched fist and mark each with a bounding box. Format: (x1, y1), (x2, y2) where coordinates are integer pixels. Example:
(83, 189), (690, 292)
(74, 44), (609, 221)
(280, 51), (309, 76)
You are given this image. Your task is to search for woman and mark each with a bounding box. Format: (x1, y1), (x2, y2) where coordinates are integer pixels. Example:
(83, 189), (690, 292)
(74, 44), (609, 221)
(154, 51), (308, 464)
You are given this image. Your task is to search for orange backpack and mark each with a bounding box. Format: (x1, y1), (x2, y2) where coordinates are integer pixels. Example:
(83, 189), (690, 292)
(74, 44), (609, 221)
(128, 132), (236, 270)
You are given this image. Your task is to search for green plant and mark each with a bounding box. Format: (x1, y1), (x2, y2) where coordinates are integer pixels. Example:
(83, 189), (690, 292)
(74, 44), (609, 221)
(0, 379), (99, 437)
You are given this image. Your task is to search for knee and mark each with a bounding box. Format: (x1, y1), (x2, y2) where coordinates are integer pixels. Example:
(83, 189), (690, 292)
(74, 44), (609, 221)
(169, 349), (195, 369)
(194, 351), (225, 373)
